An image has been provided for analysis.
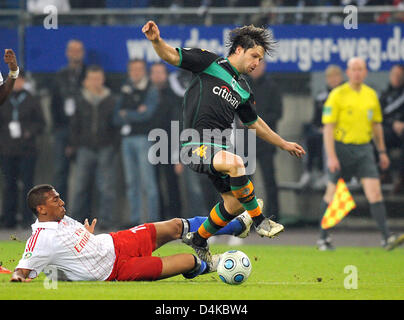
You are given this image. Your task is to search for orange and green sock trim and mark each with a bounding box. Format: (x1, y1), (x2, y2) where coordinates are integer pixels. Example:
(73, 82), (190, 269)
(197, 202), (235, 240)
(230, 175), (265, 226)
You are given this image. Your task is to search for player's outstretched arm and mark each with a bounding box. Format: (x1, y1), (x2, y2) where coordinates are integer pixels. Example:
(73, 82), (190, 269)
(0, 49), (19, 106)
(142, 20), (180, 67)
(248, 117), (305, 159)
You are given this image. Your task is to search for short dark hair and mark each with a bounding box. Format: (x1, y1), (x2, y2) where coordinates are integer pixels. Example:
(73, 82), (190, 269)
(226, 25), (276, 56)
(151, 61), (167, 69)
(127, 59), (146, 68)
(27, 184), (55, 216)
(85, 64), (104, 75)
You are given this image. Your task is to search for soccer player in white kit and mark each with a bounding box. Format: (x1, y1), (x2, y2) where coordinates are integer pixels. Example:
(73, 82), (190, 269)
(11, 184), (225, 282)
(0, 49), (19, 106)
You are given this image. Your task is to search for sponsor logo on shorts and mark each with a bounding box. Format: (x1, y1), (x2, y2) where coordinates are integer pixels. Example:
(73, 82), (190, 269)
(192, 144), (208, 159)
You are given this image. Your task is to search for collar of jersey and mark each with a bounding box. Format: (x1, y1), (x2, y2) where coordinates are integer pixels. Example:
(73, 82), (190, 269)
(203, 59), (250, 104)
(31, 219), (60, 231)
(225, 58), (240, 78)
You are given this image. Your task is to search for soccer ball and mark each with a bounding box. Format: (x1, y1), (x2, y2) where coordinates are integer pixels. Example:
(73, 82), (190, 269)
(217, 250), (252, 285)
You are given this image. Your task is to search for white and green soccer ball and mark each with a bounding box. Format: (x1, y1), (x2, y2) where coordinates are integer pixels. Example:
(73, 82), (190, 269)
(217, 250), (252, 285)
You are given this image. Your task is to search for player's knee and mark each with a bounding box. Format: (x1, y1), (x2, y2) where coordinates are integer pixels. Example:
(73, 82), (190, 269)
(169, 218), (183, 239)
(233, 155), (245, 168)
(228, 155), (245, 176)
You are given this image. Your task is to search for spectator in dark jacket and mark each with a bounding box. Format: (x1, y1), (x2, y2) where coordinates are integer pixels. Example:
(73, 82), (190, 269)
(69, 65), (119, 229)
(380, 64), (404, 193)
(0, 71), (45, 228)
(150, 62), (182, 220)
(50, 39), (87, 203)
(113, 59), (160, 226)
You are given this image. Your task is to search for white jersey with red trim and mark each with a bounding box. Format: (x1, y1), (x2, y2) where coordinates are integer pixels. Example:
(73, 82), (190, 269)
(16, 215), (115, 281)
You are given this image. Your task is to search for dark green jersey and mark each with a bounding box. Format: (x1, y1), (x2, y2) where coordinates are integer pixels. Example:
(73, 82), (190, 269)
(176, 47), (258, 145)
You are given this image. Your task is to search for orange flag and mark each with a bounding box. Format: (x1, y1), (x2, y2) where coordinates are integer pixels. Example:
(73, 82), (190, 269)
(321, 178), (356, 230)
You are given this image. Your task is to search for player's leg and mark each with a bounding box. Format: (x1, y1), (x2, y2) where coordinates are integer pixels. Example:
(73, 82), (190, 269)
(186, 150), (282, 261)
(152, 216), (243, 247)
(180, 150), (240, 263)
(115, 253), (210, 281)
(213, 150), (283, 237)
(153, 219), (222, 276)
(159, 253), (214, 280)
(317, 181), (336, 251)
(111, 221), (218, 281)
(182, 198), (265, 238)
(192, 192), (243, 244)
(159, 254), (200, 279)
(186, 193), (244, 237)
(153, 218), (183, 250)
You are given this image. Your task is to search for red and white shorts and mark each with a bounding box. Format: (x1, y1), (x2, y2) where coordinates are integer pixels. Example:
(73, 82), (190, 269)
(106, 223), (163, 281)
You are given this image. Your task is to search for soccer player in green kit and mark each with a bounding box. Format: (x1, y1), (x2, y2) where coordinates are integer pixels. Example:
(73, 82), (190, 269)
(142, 21), (305, 267)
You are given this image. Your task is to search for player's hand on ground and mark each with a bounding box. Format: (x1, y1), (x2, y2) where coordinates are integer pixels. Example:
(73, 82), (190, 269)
(327, 156), (341, 173)
(10, 269), (31, 282)
(4, 49), (18, 71)
(10, 274), (31, 282)
(84, 218), (97, 234)
(142, 20), (160, 42)
(378, 153), (390, 171)
(281, 141), (306, 159)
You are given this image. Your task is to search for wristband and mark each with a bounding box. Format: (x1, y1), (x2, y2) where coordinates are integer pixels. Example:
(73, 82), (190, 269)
(8, 67), (19, 79)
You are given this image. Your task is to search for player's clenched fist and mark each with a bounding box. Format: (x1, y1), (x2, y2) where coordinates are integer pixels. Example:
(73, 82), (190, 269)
(4, 49), (18, 71)
(142, 20), (160, 42)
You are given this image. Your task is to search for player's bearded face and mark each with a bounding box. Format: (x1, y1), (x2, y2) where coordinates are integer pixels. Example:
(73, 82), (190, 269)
(240, 46), (264, 74)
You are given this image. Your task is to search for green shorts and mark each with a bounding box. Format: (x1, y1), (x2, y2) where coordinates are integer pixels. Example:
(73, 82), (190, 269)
(180, 142), (233, 194)
(328, 142), (379, 184)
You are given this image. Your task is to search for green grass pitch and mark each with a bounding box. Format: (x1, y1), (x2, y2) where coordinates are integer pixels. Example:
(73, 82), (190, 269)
(1, 240), (403, 300)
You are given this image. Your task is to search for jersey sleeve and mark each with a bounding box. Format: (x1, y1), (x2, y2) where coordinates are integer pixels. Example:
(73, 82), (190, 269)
(176, 48), (219, 73)
(237, 95), (259, 126)
(0, 72), (3, 86)
(322, 89), (339, 124)
(15, 230), (52, 279)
